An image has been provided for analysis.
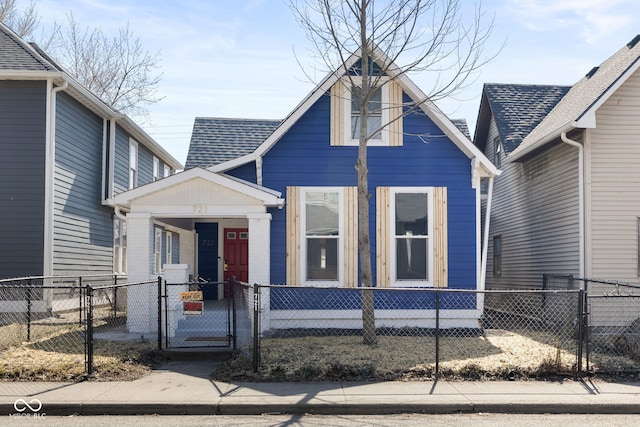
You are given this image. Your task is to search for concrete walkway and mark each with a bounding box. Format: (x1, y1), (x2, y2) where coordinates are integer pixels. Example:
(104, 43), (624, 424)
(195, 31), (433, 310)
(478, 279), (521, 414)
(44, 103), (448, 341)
(1, 361), (640, 416)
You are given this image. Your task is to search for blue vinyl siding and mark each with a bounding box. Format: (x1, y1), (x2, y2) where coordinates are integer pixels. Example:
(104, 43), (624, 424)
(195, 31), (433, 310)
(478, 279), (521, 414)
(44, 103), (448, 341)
(137, 143), (154, 185)
(228, 91), (477, 292)
(53, 92), (114, 276)
(0, 81), (47, 278)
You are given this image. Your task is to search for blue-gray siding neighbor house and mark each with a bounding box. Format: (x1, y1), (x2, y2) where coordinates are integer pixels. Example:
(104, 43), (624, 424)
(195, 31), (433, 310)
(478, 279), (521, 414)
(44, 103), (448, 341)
(0, 22), (182, 280)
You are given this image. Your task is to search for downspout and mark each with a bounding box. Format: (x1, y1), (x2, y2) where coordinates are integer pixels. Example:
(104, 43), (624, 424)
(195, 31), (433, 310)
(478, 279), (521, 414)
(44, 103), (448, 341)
(561, 131), (585, 279)
(43, 79), (68, 277)
(480, 176), (494, 290)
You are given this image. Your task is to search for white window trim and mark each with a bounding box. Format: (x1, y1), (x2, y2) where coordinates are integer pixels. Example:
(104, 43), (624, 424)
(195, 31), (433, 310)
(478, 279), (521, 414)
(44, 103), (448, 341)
(129, 139), (138, 189)
(163, 164), (171, 178)
(300, 187), (345, 287)
(389, 187), (434, 287)
(113, 219), (127, 274)
(165, 231), (173, 266)
(153, 156), (160, 181)
(343, 76), (390, 146)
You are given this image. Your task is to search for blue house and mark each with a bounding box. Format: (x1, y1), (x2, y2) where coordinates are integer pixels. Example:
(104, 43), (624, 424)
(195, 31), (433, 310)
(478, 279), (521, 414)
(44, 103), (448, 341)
(114, 48), (498, 333)
(0, 22), (182, 281)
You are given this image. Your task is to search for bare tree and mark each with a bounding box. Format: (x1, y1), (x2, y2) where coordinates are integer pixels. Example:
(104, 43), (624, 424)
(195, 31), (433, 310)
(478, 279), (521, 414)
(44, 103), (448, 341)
(291, 0), (496, 345)
(0, 0), (38, 38)
(1, 1), (162, 118)
(47, 14), (163, 118)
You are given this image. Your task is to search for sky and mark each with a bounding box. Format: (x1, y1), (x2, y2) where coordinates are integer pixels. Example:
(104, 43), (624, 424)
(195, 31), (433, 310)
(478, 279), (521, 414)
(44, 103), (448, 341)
(17, 0), (640, 166)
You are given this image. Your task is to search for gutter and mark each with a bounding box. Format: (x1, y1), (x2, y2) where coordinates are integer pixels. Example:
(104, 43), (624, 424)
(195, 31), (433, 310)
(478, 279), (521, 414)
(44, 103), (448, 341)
(507, 122), (576, 163)
(561, 131), (585, 279)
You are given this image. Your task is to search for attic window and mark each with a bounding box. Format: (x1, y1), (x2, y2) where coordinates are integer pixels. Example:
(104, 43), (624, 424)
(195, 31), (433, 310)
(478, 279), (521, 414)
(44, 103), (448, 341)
(627, 35), (640, 49)
(585, 67), (599, 79)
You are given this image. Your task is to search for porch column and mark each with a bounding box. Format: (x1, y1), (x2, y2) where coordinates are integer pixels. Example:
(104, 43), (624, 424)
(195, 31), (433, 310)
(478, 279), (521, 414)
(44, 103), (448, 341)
(247, 213), (271, 285)
(126, 212), (157, 334)
(248, 213), (271, 332)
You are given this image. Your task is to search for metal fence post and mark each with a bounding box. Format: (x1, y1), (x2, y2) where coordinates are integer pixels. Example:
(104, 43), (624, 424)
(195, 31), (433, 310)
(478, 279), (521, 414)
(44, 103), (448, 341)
(584, 280), (591, 372)
(435, 289), (440, 379)
(86, 284), (94, 377)
(577, 288), (584, 376)
(78, 277), (84, 325)
(157, 276), (163, 352)
(231, 278), (238, 350)
(253, 284), (260, 374)
(26, 279), (32, 342)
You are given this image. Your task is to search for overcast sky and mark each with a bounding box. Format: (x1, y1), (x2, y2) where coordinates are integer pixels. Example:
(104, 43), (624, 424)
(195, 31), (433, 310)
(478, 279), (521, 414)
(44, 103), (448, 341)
(21, 0), (640, 166)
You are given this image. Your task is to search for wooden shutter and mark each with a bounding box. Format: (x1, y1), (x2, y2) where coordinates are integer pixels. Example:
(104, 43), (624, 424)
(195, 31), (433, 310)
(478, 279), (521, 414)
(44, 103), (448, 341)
(433, 187), (448, 287)
(388, 81), (403, 147)
(286, 186), (300, 285)
(376, 186), (391, 287)
(330, 80), (345, 146)
(344, 187), (358, 287)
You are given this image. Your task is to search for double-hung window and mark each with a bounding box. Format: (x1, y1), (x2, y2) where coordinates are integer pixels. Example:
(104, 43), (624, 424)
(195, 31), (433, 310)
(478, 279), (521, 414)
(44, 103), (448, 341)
(165, 231), (173, 266)
(114, 219), (127, 274)
(391, 188), (433, 285)
(153, 157), (160, 181)
(345, 78), (389, 146)
(154, 227), (162, 274)
(129, 139), (138, 189)
(301, 188), (343, 284)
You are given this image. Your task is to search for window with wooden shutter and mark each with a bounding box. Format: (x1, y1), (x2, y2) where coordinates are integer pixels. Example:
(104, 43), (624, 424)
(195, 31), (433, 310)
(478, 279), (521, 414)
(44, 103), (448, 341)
(376, 187), (447, 287)
(330, 78), (403, 147)
(286, 186), (357, 286)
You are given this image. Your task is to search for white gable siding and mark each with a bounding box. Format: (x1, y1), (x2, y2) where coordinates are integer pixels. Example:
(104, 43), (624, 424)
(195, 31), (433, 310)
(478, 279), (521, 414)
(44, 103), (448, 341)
(485, 118), (581, 290)
(588, 70), (640, 282)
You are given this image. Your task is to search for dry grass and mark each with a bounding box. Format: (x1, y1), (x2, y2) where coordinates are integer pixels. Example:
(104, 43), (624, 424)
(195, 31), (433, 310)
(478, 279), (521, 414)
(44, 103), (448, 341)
(0, 318), (162, 382)
(215, 329), (640, 382)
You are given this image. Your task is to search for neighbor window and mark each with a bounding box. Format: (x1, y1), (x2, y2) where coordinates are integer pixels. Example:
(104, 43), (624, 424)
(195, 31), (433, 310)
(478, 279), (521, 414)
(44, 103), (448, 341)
(494, 136), (502, 168)
(114, 219), (127, 274)
(154, 227), (162, 274)
(391, 188), (433, 285)
(129, 139), (138, 189)
(302, 189), (343, 283)
(165, 231), (172, 266)
(164, 164), (171, 178)
(153, 157), (160, 181)
(493, 235), (502, 277)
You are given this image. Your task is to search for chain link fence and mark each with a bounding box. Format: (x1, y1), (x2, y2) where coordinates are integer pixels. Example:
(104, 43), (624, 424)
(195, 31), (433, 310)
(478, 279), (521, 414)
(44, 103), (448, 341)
(0, 275), (159, 381)
(250, 285), (582, 381)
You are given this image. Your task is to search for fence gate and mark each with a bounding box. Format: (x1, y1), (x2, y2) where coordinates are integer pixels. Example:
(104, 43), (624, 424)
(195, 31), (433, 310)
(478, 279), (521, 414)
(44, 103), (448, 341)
(161, 280), (233, 348)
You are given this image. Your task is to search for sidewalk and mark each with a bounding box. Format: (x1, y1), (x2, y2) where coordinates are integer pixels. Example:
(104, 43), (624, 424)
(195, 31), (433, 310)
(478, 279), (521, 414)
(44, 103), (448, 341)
(2, 361), (640, 416)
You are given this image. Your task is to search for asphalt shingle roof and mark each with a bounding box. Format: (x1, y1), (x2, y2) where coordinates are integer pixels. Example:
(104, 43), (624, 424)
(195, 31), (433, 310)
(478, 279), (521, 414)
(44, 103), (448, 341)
(185, 117), (281, 169)
(451, 119), (471, 140)
(512, 35), (640, 158)
(484, 84), (570, 154)
(0, 24), (56, 71)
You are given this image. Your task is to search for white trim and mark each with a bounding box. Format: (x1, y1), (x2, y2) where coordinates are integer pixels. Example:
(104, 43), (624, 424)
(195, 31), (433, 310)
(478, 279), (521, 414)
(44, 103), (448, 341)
(389, 187), (434, 287)
(300, 187), (345, 287)
(165, 231), (173, 266)
(113, 167), (284, 209)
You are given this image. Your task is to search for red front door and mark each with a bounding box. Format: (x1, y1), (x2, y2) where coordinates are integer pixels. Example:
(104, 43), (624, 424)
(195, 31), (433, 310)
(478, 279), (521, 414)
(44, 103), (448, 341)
(224, 228), (249, 292)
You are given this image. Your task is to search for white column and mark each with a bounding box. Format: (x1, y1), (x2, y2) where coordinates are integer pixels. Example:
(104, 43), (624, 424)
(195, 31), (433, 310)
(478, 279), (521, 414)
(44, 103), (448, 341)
(248, 213), (271, 332)
(126, 212), (157, 334)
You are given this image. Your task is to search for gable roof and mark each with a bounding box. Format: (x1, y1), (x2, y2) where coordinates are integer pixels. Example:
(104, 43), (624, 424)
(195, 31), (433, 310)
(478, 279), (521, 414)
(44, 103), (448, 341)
(474, 84), (570, 154)
(0, 22), (182, 170)
(185, 117), (281, 169)
(509, 35), (640, 161)
(113, 167), (284, 208)
(207, 46), (499, 178)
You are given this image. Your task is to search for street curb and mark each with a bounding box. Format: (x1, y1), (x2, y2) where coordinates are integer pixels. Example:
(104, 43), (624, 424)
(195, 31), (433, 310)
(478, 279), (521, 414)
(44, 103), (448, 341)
(5, 402), (640, 416)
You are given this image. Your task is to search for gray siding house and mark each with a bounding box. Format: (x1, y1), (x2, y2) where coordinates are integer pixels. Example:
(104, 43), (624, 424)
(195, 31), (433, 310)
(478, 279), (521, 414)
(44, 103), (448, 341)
(0, 22), (182, 279)
(474, 35), (640, 300)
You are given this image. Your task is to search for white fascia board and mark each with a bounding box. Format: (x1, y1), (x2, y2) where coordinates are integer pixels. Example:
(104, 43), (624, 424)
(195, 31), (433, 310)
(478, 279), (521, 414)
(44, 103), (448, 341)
(113, 168), (283, 208)
(506, 121), (576, 163)
(0, 70), (64, 80)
